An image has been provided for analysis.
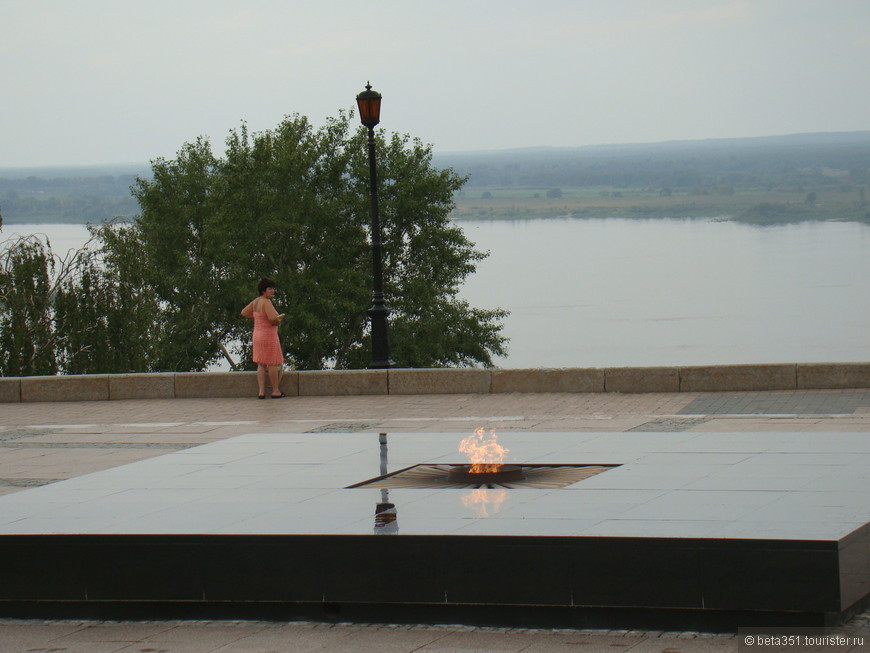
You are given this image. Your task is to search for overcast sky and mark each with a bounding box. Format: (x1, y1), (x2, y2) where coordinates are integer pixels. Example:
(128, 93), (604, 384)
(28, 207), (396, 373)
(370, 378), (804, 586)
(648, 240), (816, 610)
(2, 0), (869, 167)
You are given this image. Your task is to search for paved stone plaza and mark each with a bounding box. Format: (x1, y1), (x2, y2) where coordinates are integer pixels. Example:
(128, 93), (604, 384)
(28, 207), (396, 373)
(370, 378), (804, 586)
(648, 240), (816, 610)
(2, 388), (870, 652)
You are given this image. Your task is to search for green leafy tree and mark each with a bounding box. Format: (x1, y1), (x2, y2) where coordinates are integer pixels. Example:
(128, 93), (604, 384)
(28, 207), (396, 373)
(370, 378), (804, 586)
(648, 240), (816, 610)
(118, 112), (507, 371)
(342, 130), (506, 368)
(0, 235), (57, 376)
(54, 225), (164, 373)
(0, 229), (164, 377)
(0, 112), (507, 376)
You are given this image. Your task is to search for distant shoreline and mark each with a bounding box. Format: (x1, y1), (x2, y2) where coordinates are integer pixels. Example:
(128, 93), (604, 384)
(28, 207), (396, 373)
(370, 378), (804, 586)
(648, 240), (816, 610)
(451, 186), (870, 225)
(3, 130), (869, 227)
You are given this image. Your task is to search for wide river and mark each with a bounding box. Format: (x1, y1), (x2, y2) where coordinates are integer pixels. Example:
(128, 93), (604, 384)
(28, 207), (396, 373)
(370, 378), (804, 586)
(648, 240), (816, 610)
(5, 218), (870, 368)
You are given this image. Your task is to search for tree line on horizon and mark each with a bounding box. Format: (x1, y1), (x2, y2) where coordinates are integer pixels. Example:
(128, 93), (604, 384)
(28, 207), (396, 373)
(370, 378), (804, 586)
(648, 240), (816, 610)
(2, 131), (869, 225)
(435, 132), (870, 194)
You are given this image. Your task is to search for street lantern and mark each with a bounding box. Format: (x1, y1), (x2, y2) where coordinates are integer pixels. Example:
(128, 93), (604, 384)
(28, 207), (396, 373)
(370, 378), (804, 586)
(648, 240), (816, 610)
(356, 82), (394, 369)
(356, 83), (382, 128)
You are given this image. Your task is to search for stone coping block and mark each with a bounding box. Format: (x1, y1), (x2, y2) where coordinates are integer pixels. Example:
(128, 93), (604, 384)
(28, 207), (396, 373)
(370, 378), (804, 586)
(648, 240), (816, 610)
(299, 370), (387, 396)
(797, 363), (870, 390)
(4, 363), (870, 402)
(679, 364), (797, 392)
(278, 370), (300, 397)
(174, 371), (297, 399)
(605, 366), (680, 393)
(20, 374), (109, 402)
(0, 378), (21, 403)
(109, 373), (176, 400)
(491, 368), (604, 393)
(389, 368), (491, 395)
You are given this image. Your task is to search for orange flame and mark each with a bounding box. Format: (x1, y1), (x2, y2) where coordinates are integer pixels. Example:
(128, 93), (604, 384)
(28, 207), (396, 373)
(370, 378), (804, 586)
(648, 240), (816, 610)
(458, 428), (509, 474)
(461, 488), (508, 518)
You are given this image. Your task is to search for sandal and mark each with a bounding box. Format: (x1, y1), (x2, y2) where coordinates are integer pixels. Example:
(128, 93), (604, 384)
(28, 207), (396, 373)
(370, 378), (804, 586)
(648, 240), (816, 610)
(258, 394), (266, 400)
(271, 392), (287, 399)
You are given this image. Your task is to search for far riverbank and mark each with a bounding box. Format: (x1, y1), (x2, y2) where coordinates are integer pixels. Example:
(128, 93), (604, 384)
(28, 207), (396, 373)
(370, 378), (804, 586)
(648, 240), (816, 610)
(451, 186), (870, 224)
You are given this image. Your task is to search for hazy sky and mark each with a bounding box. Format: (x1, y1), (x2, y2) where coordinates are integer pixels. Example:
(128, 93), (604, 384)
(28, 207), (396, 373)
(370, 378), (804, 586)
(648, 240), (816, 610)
(2, 0), (869, 167)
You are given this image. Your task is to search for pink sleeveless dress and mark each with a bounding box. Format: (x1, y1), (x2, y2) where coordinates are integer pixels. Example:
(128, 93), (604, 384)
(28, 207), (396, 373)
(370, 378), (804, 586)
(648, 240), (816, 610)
(252, 312), (283, 366)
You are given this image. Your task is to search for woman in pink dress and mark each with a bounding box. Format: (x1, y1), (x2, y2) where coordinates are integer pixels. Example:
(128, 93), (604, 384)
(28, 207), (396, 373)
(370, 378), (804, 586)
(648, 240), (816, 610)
(241, 278), (286, 399)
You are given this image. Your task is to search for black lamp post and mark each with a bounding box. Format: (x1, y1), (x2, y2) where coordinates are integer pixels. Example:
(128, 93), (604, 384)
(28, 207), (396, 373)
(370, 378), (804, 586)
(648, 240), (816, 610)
(356, 82), (394, 369)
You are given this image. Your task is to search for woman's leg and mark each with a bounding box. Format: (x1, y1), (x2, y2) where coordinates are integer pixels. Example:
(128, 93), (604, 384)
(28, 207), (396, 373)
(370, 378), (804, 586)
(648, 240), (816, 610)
(257, 364), (267, 397)
(268, 365), (282, 396)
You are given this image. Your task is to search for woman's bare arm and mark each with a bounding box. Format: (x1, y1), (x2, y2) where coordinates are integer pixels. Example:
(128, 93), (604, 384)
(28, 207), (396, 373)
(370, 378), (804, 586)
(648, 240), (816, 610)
(264, 299), (282, 326)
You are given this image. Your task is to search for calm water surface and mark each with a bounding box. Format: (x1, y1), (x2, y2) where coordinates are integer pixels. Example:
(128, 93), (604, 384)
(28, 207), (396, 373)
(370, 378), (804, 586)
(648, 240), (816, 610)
(458, 218), (870, 368)
(6, 219), (870, 368)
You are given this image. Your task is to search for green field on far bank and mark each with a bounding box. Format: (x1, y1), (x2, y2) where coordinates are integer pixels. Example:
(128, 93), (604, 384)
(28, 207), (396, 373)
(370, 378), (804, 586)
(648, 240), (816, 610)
(451, 186), (870, 224)
(4, 186), (869, 226)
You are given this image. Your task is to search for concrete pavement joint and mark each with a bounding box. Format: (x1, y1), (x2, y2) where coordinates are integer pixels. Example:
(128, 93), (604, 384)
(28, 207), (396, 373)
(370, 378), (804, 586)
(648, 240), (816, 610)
(3, 417), (534, 431)
(629, 417), (712, 432)
(6, 413), (870, 436)
(0, 478), (63, 487)
(305, 422), (377, 433)
(0, 442), (191, 449)
(0, 429), (56, 441)
(0, 618), (739, 639)
(16, 424), (102, 430)
(116, 422), (188, 428)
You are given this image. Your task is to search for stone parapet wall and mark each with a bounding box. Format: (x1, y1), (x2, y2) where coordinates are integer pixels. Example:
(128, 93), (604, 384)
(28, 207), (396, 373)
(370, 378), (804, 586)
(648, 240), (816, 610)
(1, 363), (869, 403)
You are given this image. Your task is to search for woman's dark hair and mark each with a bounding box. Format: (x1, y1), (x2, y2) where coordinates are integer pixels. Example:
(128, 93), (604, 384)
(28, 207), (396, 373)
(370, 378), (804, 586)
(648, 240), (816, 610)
(258, 278), (276, 295)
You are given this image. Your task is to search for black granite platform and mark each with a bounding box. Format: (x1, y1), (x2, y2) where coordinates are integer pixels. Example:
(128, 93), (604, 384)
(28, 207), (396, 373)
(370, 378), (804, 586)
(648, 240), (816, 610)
(0, 431), (868, 630)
